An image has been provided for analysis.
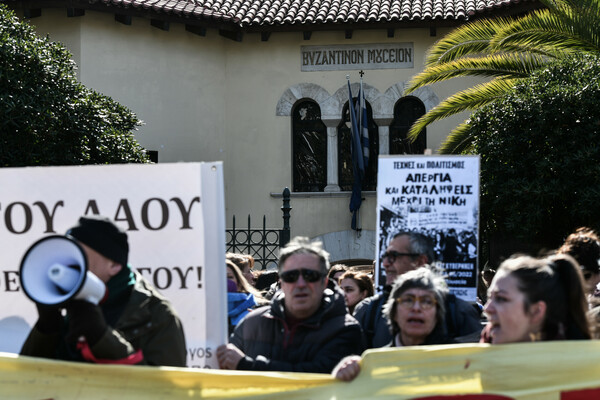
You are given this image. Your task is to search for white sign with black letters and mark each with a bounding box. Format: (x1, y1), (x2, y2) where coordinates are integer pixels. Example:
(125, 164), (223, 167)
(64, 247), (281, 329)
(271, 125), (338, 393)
(0, 162), (227, 368)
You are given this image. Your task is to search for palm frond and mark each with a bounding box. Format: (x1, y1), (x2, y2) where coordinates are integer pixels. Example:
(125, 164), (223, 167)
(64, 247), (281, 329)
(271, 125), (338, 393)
(407, 79), (520, 141)
(546, 0), (600, 46)
(403, 0), (600, 153)
(438, 121), (476, 154)
(424, 17), (520, 66)
(494, 8), (600, 53)
(405, 53), (544, 93)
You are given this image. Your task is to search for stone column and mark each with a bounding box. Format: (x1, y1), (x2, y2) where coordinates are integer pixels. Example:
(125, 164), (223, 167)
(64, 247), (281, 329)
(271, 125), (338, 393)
(374, 118), (393, 156)
(322, 119), (341, 192)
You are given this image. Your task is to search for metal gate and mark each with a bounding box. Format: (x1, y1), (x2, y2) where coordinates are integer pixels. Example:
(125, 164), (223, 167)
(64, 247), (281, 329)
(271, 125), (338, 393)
(226, 188), (291, 270)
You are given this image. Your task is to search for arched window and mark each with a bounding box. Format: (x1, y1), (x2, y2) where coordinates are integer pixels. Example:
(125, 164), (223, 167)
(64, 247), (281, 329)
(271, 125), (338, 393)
(337, 99), (379, 191)
(389, 97), (426, 155)
(292, 100), (327, 192)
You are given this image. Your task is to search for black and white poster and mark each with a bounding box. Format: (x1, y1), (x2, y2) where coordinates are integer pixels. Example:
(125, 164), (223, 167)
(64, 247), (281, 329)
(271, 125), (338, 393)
(376, 155), (480, 301)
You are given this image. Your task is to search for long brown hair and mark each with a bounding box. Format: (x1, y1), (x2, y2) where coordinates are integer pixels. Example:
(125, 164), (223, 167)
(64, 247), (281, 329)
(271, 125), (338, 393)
(226, 260), (267, 304)
(499, 254), (591, 340)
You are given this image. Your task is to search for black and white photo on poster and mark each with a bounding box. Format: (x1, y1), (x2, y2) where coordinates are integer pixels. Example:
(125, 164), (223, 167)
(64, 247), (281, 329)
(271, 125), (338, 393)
(376, 155), (480, 301)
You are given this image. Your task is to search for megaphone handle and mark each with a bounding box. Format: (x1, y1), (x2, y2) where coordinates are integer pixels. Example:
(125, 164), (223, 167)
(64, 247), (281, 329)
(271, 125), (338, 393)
(35, 303), (62, 334)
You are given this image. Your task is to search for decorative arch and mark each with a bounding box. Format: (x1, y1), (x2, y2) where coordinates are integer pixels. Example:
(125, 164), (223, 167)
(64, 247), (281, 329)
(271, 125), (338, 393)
(277, 81), (441, 192)
(276, 83), (331, 117)
(277, 81), (439, 119)
(326, 82), (386, 122)
(384, 82), (439, 113)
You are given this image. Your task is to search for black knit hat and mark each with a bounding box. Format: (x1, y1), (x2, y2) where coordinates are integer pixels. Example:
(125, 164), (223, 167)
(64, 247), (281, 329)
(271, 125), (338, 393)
(67, 216), (129, 267)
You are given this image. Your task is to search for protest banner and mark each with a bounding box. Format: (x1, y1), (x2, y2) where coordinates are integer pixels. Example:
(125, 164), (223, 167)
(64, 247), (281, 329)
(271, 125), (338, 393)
(0, 162), (227, 367)
(376, 155), (480, 300)
(4, 340), (600, 399)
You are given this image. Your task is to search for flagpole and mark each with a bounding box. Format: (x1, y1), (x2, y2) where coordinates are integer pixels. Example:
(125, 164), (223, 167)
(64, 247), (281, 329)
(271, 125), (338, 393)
(356, 71), (365, 233)
(347, 73), (368, 235)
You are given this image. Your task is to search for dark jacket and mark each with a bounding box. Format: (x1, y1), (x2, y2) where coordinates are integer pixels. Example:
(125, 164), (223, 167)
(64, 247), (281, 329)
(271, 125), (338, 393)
(21, 271), (187, 367)
(352, 288), (391, 349)
(353, 289), (481, 348)
(230, 287), (366, 373)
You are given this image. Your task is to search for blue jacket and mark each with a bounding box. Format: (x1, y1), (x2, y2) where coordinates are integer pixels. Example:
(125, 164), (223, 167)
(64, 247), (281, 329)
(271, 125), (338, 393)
(228, 292), (257, 326)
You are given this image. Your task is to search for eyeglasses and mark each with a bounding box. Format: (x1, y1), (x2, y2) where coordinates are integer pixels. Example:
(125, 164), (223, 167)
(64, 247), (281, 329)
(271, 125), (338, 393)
(382, 250), (419, 263)
(396, 294), (437, 310)
(280, 268), (325, 283)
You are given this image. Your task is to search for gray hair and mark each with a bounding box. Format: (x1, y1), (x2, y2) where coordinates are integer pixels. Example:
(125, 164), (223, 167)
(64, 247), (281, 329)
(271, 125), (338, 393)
(278, 236), (330, 275)
(383, 266), (448, 336)
(392, 231), (435, 263)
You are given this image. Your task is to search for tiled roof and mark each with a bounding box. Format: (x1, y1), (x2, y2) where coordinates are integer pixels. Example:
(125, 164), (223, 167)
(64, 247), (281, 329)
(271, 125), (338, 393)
(12, 0), (540, 28)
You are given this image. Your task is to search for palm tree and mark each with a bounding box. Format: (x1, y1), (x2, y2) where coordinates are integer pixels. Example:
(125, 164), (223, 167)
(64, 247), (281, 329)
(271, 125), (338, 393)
(405, 0), (600, 153)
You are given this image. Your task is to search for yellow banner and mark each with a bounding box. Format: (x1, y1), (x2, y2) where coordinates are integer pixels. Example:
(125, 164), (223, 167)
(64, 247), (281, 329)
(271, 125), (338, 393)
(3, 341), (600, 399)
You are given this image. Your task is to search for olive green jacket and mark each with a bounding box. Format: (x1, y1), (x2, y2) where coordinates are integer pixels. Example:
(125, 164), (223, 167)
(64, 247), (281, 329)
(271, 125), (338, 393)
(21, 272), (187, 367)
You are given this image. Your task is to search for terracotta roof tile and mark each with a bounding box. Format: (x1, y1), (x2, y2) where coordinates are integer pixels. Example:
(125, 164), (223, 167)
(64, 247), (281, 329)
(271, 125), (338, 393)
(8, 0), (538, 27)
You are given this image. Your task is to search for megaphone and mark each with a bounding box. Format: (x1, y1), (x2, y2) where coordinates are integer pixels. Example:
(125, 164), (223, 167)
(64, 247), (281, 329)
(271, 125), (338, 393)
(20, 235), (107, 306)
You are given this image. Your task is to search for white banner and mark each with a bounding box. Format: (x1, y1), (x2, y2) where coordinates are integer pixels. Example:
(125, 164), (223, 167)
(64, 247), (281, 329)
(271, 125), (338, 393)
(376, 155), (480, 301)
(0, 162), (227, 368)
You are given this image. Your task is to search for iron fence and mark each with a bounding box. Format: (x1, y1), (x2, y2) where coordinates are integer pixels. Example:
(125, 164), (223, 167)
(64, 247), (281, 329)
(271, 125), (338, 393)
(226, 188), (291, 270)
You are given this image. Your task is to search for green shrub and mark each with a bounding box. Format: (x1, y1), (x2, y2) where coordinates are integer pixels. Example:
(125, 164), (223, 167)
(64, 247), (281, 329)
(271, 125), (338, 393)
(0, 5), (149, 166)
(467, 54), (600, 250)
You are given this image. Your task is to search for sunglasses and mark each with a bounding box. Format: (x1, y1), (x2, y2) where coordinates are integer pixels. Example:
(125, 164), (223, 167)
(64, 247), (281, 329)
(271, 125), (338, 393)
(396, 294), (437, 310)
(280, 268), (324, 283)
(382, 250), (419, 263)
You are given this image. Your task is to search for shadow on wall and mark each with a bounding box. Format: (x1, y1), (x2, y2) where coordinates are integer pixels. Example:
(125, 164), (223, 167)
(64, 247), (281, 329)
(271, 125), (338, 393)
(0, 316), (31, 354)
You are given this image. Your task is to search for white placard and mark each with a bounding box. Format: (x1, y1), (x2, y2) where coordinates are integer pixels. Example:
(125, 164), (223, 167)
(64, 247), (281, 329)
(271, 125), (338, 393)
(376, 155), (480, 301)
(0, 162), (227, 368)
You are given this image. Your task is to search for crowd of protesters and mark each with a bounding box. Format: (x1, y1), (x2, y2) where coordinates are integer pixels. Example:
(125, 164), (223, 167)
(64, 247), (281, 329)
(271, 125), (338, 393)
(222, 225), (600, 380)
(19, 215), (599, 378)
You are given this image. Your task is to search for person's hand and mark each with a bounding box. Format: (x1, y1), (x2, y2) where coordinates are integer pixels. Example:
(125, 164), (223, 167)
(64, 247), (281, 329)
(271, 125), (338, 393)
(479, 323), (493, 344)
(332, 355), (362, 381)
(35, 303), (62, 334)
(66, 300), (107, 346)
(216, 343), (245, 370)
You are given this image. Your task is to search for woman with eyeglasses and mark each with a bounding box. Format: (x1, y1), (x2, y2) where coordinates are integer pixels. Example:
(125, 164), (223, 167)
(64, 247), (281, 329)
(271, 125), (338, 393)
(333, 267), (451, 381)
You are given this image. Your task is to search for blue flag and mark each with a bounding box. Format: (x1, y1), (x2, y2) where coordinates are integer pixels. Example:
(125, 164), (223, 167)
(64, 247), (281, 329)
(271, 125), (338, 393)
(358, 84), (370, 169)
(348, 81), (368, 231)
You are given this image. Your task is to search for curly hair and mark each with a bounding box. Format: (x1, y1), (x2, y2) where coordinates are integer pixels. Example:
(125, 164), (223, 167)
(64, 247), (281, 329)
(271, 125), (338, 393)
(557, 227), (600, 275)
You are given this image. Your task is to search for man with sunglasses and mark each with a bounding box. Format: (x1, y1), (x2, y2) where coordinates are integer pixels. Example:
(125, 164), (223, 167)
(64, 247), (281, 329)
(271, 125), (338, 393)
(216, 236), (365, 373)
(353, 231), (481, 348)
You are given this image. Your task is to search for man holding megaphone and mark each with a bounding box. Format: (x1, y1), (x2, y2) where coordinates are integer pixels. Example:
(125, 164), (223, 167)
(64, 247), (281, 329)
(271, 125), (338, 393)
(20, 216), (187, 367)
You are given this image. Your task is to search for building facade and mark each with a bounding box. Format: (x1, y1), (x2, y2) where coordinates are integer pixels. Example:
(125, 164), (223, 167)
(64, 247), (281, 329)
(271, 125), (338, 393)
(4, 0), (539, 264)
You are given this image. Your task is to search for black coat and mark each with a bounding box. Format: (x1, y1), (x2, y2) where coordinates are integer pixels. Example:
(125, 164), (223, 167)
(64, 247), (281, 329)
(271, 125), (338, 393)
(231, 287), (366, 373)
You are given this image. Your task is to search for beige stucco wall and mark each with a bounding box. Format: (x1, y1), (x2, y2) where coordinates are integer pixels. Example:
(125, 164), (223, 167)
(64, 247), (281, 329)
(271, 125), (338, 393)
(24, 9), (480, 261)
